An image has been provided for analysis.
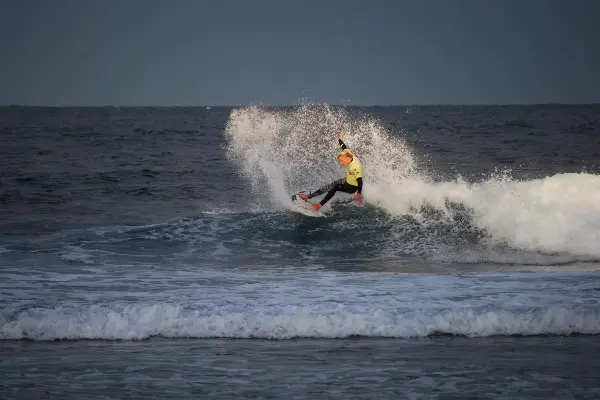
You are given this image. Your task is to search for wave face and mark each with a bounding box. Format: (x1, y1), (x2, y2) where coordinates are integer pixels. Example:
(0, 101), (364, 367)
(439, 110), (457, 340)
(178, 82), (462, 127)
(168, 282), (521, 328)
(224, 106), (600, 260)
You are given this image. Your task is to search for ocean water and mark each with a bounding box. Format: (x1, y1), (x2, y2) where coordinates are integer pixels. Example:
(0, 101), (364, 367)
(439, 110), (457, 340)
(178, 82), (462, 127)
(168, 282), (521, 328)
(1, 104), (600, 399)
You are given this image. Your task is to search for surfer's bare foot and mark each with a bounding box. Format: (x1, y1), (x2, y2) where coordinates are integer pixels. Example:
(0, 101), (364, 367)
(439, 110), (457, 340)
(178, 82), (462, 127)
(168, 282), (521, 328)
(312, 203), (322, 211)
(298, 193), (309, 201)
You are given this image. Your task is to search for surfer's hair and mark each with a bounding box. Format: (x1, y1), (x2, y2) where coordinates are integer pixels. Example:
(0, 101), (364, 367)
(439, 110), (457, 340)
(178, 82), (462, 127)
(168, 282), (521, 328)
(337, 149), (353, 159)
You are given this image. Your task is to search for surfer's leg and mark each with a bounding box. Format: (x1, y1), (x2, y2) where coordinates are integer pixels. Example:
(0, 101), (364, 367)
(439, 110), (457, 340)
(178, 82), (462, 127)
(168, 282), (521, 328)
(319, 181), (358, 206)
(307, 179), (345, 199)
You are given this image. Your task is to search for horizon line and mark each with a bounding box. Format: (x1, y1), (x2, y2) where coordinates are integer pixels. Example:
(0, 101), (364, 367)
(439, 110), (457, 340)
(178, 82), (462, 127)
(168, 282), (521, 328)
(1, 102), (599, 108)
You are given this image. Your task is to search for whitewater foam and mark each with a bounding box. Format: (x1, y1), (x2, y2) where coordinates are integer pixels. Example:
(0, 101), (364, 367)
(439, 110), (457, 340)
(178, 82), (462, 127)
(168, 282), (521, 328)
(2, 304), (599, 341)
(381, 172), (600, 258)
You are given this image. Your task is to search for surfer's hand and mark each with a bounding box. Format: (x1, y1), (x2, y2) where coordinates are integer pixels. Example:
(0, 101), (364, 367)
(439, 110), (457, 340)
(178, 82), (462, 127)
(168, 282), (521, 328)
(354, 193), (363, 205)
(339, 131), (345, 140)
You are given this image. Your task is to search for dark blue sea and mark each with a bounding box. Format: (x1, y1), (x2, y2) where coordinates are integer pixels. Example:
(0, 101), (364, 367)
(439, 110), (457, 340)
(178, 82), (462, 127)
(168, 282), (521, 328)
(1, 105), (600, 399)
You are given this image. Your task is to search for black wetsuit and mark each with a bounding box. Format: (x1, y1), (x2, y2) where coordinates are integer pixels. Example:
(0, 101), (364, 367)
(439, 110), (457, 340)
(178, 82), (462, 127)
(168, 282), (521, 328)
(306, 138), (363, 206)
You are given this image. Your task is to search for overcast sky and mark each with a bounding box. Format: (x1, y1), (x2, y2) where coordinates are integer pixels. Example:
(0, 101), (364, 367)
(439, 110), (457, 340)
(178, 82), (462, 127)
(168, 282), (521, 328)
(1, 0), (599, 106)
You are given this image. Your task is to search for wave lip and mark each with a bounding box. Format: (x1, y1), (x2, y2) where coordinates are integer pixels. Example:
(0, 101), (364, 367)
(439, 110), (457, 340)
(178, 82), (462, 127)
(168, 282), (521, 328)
(2, 304), (599, 341)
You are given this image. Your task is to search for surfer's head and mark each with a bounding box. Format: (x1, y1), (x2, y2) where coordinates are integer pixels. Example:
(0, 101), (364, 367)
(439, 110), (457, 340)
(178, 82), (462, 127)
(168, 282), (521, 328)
(337, 149), (353, 166)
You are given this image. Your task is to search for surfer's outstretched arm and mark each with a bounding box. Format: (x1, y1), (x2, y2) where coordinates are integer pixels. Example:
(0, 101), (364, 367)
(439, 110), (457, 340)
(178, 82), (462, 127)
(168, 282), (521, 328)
(338, 131), (348, 151)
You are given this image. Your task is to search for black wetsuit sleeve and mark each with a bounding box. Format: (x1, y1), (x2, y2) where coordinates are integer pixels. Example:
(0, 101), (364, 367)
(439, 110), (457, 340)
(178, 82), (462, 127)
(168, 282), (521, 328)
(356, 177), (363, 194)
(338, 138), (347, 150)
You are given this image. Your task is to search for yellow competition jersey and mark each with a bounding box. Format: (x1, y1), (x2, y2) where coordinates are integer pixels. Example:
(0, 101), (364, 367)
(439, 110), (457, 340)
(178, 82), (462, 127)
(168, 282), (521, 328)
(345, 157), (363, 186)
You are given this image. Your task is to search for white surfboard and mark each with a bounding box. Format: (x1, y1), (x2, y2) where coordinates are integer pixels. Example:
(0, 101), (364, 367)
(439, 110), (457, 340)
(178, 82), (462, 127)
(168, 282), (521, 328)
(291, 194), (325, 217)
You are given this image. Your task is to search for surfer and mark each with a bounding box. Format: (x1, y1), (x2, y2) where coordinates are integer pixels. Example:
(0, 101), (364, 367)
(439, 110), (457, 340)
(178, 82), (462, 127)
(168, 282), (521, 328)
(297, 132), (363, 211)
